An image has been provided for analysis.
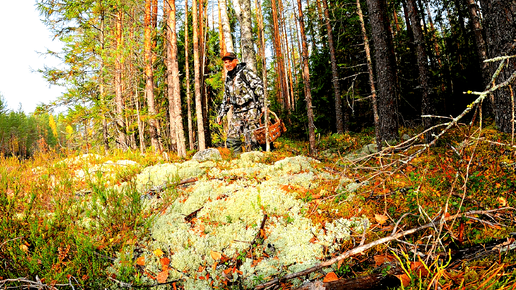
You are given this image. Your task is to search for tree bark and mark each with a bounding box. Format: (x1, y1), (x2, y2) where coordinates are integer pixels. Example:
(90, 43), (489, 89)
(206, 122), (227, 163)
(99, 9), (109, 152)
(115, 8), (127, 150)
(145, 0), (162, 151)
(407, 0), (435, 143)
(271, 0), (288, 109)
(193, 0), (206, 150)
(185, 0), (194, 151)
(322, 0), (344, 133)
(166, 0), (187, 157)
(256, 0), (271, 151)
(219, 0), (234, 53)
(466, 0), (489, 87)
(478, 0), (516, 133)
(356, 0), (381, 150)
(238, 0), (257, 71)
(297, 0), (317, 154)
(366, 0), (399, 144)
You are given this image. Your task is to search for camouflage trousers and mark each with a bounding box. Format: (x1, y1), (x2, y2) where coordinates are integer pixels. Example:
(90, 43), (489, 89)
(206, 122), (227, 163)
(227, 107), (261, 147)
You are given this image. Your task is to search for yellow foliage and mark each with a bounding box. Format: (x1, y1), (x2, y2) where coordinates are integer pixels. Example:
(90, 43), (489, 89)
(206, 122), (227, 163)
(49, 114), (58, 137)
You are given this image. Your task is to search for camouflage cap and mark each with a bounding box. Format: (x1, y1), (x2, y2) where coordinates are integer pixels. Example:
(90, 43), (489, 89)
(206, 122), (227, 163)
(222, 52), (237, 61)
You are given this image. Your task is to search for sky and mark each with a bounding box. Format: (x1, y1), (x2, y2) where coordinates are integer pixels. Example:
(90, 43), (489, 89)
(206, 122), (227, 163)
(0, 1), (64, 114)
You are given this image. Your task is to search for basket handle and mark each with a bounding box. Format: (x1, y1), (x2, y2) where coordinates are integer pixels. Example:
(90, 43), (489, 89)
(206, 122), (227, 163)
(258, 110), (279, 126)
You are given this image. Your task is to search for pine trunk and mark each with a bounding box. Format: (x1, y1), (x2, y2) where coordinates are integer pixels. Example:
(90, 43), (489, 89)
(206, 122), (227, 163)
(145, 0), (162, 151)
(356, 0), (381, 149)
(115, 8), (127, 149)
(185, 0), (194, 150)
(479, 0), (516, 133)
(406, 0), (435, 143)
(99, 11), (109, 152)
(256, 0), (271, 151)
(467, 0), (488, 87)
(193, 0), (206, 150)
(322, 0), (344, 133)
(366, 0), (399, 144)
(271, 0), (288, 109)
(297, 0), (317, 154)
(167, 0), (187, 157)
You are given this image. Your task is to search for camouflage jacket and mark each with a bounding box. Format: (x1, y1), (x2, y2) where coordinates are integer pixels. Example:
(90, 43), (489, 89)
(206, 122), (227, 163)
(218, 63), (265, 118)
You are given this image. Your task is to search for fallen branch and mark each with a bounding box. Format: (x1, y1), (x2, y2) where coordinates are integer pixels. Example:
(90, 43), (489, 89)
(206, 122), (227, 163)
(0, 276), (79, 289)
(255, 208), (514, 289)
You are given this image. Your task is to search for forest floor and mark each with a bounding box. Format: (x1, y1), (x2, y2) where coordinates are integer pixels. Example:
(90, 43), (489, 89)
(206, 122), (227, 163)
(1, 120), (516, 289)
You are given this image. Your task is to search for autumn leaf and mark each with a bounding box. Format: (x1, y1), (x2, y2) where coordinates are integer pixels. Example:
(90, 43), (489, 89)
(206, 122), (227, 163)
(410, 261), (429, 277)
(136, 256), (145, 266)
(323, 272), (339, 283)
(497, 196), (507, 207)
(160, 257), (170, 270)
(395, 274), (411, 287)
(153, 249), (164, 257)
(374, 254), (396, 266)
(210, 250), (222, 260)
(157, 269), (168, 283)
(374, 214), (389, 225)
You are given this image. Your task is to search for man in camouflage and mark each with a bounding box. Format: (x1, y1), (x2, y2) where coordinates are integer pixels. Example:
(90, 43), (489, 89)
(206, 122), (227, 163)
(217, 52), (264, 154)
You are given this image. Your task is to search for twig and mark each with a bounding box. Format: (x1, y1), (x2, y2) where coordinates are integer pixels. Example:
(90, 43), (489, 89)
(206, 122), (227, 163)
(255, 208), (514, 289)
(0, 236), (23, 249)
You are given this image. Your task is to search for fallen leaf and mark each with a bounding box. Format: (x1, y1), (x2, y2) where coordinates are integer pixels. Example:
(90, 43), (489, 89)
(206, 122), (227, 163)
(136, 256), (145, 266)
(410, 261), (429, 277)
(153, 249), (164, 257)
(395, 274), (411, 287)
(373, 254), (396, 266)
(157, 269), (168, 283)
(498, 197), (507, 207)
(210, 250), (222, 260)
(323, 272), (339, 283)
(375, 214), (389, 225)
(160, 257), (170, 269)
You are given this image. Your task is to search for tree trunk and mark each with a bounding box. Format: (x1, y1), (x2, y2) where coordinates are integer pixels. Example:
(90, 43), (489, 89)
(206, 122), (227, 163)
(238, 0), (257, 71)
(366, 0), (399, 144)
(166, 0), (187, 157)
(478, 0), (516, 133)
(217, 2), (226, 56)
(193, 0), (206, 150)
(297, 0), (317, 154)
(219, 0), (234, 52)
(165, 2), (177, 151)
(407, 0), (435, 143)
(200, 1), (211, 148)
(256, 0), (271, 151)
(99, 10), (109, 152)
(185, 0), (194, 151)
(271, 0), (288, 109)
(356, 0), (381, 150)
(115, 8), (127, 150)
(145, 0), (162, 151)
(466, 0), (489, 87)
(322, 0), (344, 133)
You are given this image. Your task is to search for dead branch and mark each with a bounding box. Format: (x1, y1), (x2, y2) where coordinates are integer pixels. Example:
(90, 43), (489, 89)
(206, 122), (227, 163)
(0, 276), (79, 289)
(255, 208), (514, 289)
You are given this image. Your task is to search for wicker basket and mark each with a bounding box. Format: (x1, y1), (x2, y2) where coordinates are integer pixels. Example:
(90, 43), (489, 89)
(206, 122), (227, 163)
(254, 110), (287, 145)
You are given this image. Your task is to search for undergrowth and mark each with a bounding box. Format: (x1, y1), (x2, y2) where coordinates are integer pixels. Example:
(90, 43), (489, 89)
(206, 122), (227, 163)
(1, 121), (516, 289)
